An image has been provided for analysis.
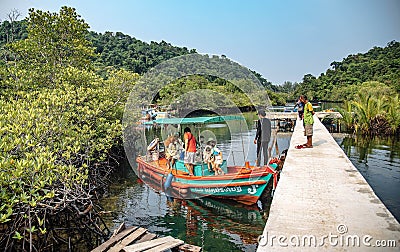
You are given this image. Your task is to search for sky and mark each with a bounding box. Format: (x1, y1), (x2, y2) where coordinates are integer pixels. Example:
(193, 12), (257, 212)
(1, 0), (399, 85)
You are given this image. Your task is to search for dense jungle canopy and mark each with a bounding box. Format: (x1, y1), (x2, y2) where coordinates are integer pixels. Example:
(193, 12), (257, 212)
(1, 11), (399, 104)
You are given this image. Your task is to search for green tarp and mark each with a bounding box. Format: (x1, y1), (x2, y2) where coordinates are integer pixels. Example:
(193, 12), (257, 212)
(142, 115), (244, 125)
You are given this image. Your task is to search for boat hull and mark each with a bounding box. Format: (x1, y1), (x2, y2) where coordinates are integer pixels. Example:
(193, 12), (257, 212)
(136, 156), (277, 205)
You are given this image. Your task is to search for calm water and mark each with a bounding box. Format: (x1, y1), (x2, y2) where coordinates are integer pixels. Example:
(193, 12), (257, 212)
(100, 164), (271, 252)
(100, 113), (291, 251)
(333, 135), (400, 221)
(100, 114), (400, 251)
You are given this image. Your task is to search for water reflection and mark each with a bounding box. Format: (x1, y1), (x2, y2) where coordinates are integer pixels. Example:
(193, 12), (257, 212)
(101, 114), (292, 251)
(334, 134), (400, 221)
(100, 166), (271, 251)
(101, 115), (400, 251)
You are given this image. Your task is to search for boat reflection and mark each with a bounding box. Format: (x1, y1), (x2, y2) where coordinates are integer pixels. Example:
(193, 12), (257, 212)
(165, 195), (268, 246)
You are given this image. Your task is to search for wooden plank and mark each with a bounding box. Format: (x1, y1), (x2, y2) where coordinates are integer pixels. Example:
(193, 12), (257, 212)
(178, 244), (202, 252)
(112, 222), (127, 237)
(145, 239), (184, 252)
(123, 236), (175, 252)
(91, 226), (136, 252)
(135, 232), (157, 243)
(108, 244), (124, 252)
(119, 227), (148, 246)
(108, 228), (147, 252)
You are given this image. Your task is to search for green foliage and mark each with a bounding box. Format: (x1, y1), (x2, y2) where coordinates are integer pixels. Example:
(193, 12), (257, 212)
(0, 18), (286, 105)
(155, 71), (279, 111)
(88, 31), (196, 75)
(385, 94), (400, 133)
(295, 41), (400, 101)
(351, 93), (377, 133)
(337, 91), (399, 135)
(0, 19), (27, 44)
(249, 70), (275, 90)
(156, 75), (253, 109)
(0, 7), (137, 247)
(336, 101), (354, 131)
(104, 68), (140, 118)
(295, 41), (400, 136)
(330, 81), (396, 101)
(3, 7), (95, 90)
(294, 74), (321, 101)
(0, 19), (195, 77)
(267, 90), (289, 106)
(276, 81), (300, 96)
(0, 85), (122, 202)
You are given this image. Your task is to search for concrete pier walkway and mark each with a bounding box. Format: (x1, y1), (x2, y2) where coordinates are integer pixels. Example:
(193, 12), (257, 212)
(258, 116), (400, 251)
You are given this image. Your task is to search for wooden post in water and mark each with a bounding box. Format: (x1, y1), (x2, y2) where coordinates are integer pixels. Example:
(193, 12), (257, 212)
(268, 129), (279, 161)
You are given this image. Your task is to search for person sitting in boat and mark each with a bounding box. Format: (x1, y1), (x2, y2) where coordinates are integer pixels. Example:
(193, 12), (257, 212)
(199, 135), (205, 147)
(149, 111), (157, 120)
(173, 132), (184, 160)
(145, 111), (151, 121)
(203, 144), (214, 173)
(207, 138), (224, 175)
(212, 145), (224, 176)
(147, 137), (160, 161)
(164, 135), (178, 169)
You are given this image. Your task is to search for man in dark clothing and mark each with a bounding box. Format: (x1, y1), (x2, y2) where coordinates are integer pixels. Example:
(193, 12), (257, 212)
(254, 109), (272, 166)
(294, 97), (304, 120)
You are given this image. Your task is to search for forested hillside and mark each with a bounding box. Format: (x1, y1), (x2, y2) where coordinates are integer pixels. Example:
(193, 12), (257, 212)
(2, 15), (398, 104)
(291, 41), (400, 136)
(0, 19), (194, 75)
(88, 31), (196, 74)
(0, 17), (286, 105)
(294, 41), (400, 101)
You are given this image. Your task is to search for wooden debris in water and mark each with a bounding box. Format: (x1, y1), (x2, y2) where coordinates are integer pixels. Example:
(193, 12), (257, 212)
(91, 223), (201, 252)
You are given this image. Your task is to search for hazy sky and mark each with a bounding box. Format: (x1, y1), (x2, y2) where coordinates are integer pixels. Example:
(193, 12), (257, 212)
(1, 0), (399, 84)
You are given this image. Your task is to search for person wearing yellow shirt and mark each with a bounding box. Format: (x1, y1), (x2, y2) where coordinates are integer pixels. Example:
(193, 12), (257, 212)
(296, 95), (315, 148)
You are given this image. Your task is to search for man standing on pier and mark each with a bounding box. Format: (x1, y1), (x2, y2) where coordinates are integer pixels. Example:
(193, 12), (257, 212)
(254, 109), (271, 166)
(296, 95), (315, 148)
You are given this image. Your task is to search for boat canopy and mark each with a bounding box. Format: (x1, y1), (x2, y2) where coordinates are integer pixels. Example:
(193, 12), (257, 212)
(143, 115), (245, 125)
